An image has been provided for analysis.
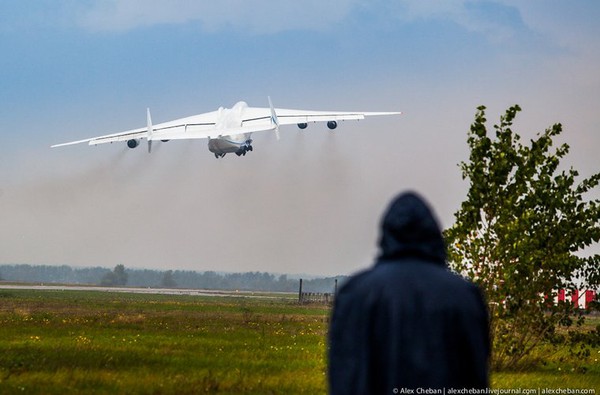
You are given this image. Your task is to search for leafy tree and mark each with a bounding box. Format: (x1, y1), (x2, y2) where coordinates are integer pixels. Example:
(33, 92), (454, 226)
(100, 264), (128, 287)
(113, 264), (128, 286)
(445, 105), (600, 369)
(161, 270), (177, 288)
(100, 271), (116, 286)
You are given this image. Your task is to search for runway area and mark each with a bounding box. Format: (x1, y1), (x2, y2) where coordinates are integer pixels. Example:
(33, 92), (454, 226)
(0, 283), (295, 299)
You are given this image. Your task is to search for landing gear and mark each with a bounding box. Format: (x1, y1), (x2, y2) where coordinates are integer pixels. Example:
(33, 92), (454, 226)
(214, 153), (226, 159)
(235, 146), (252, 156)
(235, 140), (253, 156)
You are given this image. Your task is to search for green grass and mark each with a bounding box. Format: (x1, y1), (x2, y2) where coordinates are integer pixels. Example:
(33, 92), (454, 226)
(0, 290), (328, 394)
(491, 316), (600, 390)
(0, 289), (598, 393)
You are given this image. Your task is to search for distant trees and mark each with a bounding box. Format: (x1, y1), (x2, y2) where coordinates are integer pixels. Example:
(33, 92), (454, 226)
(160, 270), (177, 288)
(445, 105), (600, 369)
(100, 264), (129, 287)
(0, 264), (95, 284)
(0, 264), (345, 293)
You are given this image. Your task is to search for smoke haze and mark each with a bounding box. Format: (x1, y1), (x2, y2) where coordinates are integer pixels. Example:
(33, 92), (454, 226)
(1, 1), (599, 276)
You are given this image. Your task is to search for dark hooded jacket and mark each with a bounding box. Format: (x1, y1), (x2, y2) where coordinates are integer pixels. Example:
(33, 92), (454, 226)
(328, 192), (489, 394)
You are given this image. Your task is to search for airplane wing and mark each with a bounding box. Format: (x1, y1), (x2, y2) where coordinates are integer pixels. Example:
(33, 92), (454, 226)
(51, 100), (401, 148)
(273, 108), (401, 125)
(238, 105), (401, 132)
(51, 112), (220, 147)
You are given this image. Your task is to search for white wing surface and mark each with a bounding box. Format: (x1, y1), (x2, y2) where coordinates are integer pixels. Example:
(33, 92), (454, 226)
(274, 108), (401, 125)
(51, 100), (401, 148)
(51, 111), (220, 147)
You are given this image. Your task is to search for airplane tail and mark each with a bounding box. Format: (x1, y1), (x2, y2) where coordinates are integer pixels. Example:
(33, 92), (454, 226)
(147, 108), (153, 153)
(268, 96), (280, 140)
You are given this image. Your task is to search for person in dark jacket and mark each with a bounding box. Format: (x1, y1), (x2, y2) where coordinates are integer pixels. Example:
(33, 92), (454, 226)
(328, 191), (489, 394)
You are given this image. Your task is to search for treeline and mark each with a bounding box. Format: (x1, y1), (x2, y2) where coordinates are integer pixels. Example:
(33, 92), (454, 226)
(0, 264), (345, 293)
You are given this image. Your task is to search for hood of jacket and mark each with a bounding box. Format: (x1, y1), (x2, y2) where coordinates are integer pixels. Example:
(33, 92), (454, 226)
(377, 191), (446, 265)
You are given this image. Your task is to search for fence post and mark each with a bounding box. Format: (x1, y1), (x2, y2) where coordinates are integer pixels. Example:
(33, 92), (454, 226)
(572, 289), (579, 308)
(585, 290), (596, 309)
(298, 278), (303, 303)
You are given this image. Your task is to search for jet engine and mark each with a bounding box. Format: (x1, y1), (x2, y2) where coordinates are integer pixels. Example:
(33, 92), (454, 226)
(327, 121), (338, 130)
(297, 123), (308, 130)
(127, 139), (140, 149)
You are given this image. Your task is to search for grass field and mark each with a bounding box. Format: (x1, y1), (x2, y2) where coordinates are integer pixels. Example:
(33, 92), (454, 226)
(0, 288), (598, 394)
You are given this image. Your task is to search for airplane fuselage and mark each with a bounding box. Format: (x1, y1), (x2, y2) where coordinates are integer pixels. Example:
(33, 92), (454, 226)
(207, 102), (256, 157)
(208, 133), (253, 157)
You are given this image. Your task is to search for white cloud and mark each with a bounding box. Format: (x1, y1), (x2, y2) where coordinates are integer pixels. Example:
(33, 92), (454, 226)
(392, 0), (466, 20)
(77, 0), (600, 62)
(388, 0), (530, 43)
(78, 0), (361, 33)
(397, 0), (600, 52)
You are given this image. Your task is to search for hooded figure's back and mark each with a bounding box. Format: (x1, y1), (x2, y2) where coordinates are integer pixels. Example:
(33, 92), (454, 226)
(328, 192), (489, 394)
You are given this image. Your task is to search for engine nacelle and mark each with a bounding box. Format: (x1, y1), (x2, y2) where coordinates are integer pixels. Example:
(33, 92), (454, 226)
(297, 123), (308, 130)
(127, 139), (140, 149)
(327, 121), (338, 130)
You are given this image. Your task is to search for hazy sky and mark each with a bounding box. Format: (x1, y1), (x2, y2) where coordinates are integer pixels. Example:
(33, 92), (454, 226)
(1, 1), (598, 276)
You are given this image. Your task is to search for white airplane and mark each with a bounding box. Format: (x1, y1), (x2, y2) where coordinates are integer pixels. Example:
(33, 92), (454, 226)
(52, 98), (401, 158)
